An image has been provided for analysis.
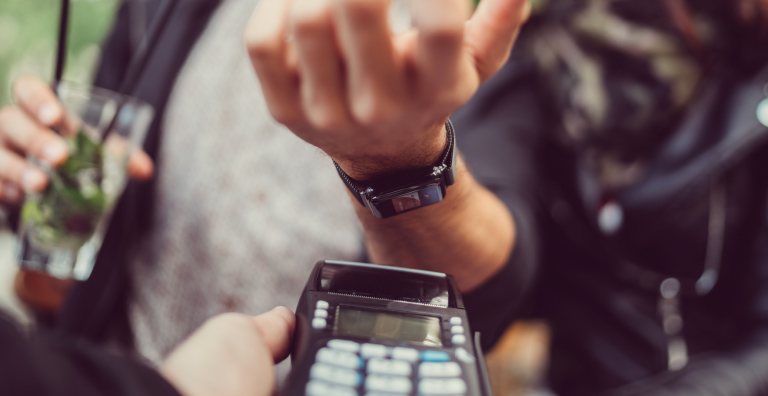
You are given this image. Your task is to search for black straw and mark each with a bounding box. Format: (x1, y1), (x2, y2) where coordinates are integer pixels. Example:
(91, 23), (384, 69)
(53, 0), (71, 91)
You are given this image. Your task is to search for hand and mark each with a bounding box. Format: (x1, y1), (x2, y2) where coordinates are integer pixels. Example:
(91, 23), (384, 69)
(160, 307), (296, 396)
(0, 75), (155, 205)
(245, 0), (530, 180)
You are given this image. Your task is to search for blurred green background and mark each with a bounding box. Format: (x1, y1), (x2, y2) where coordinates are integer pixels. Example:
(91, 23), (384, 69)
(0, 0), (119, 106)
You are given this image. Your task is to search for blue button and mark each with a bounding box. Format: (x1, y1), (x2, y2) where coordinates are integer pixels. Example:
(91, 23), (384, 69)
(420, 350), (450, 362)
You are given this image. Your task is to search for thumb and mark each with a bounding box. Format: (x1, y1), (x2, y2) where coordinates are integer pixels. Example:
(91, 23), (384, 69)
(464, 0), (531, 81)
(252, 306), (296, 363)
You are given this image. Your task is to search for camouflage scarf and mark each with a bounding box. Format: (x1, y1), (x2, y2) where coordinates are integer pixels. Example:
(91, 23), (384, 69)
(524, 0), (768, 190)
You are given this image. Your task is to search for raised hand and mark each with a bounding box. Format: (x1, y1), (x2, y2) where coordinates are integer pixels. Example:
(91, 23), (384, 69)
(0, 76), (154, 204)
(245, 0), (530, 180)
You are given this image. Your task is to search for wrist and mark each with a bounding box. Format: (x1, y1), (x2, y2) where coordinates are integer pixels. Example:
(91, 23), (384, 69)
(334, 120), (457, 219)
(331, 122), (448, 181)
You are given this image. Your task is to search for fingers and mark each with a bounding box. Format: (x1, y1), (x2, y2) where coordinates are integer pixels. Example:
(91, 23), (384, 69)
(128, 149), (154, 181)
(0, 180), (22, 203)
(13, 75), (65, 128)
(334, 0), (406, 124)
(0, 106), (68, 195)
(245, 0), (304, 128)
(0, 107), (69, 166)
(0, 148), (47, 193)
(252, 306), (296, 363)
(291, 0), (351, 131)
(411, 0), (472, 105)
(465, 0), (531, 81)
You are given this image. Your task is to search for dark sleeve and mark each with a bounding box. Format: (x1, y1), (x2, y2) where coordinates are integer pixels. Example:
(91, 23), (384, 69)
(92, 0), (133, 91)
(602, 191), (768, 396)
(600, 334), (768, 396)
(0, 314), (181, 396)
(451, 51), (546, 351)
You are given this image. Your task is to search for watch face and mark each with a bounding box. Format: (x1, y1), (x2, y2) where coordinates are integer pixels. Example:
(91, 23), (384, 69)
(371, 184), (444, 218)
(392, 191), (422, 213)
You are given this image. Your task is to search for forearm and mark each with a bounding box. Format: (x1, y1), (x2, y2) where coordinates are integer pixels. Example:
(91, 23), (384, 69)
(244, 0), (529, 292)
(352, 155), (515, 293)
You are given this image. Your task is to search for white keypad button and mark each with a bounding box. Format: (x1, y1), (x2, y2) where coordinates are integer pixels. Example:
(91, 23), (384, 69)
(316, 348), (362, 370)
(361, 343), (388, 359)
(365, 393), (408, 396)
(451, 326), (464, 334)
(451, 334), (466, 345)
(449, 317), (462, 325)
(365, 374), (413, 394)
(316, 300), (330, 310)
(327, 339), (360, 353)
(419, 362), (462, 378)
(367, 358), (412, 376)
(455, 347), (476, 364)
(310, 363), (361, 387)
(312, 318), (327, 329)
(418, 378), (468, 395)
(391, 347), (419, 362)
(314, 309), (328, 319)
(306, 380), (357, 396)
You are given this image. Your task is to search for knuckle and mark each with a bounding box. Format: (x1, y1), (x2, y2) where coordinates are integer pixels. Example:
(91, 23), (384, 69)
(0, 107), (20, 133)
(419, 28), (463, 66)
(28, 132), (52, 152)
(245, 34), (282, 62)
(11, 76), (31, 100)
(290, 4), (330, 36)
(12, 75), (44, 103)
(424, 25), (463, 46)
(306, 107), (347, 131)
(0, 106), (14, 124)
(338, 0), (382, 21)
(0, 151), (24, 178)
(268, 105), (301, 127)
(474, 55), (505, 81)
(435, 88), (469, 110)
(350, 95), (398, 126)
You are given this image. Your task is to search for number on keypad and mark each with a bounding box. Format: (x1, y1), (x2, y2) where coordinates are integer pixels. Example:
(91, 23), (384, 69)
(366, 374), (413, 394)
(315, 348), (363, 370)
(367, 358), (412, 376)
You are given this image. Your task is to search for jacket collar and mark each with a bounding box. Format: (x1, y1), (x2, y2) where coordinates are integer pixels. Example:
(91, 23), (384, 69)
(622, 65), (768, 205)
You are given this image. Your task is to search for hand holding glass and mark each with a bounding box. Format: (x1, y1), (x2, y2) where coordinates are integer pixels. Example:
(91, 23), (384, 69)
(16, 83), (153, 281)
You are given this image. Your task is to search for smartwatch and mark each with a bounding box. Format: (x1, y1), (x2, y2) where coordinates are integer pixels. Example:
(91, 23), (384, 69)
(333, 120), (457, 219)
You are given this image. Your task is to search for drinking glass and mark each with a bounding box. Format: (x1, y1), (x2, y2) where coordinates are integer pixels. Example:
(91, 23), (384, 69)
(16, 82), (153, 281)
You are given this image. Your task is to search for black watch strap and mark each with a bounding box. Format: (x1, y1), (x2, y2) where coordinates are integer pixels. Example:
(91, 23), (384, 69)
(333, 119), (458, 208)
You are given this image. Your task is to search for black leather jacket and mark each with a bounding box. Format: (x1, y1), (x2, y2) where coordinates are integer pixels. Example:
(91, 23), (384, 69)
(458, 40), (768, 396)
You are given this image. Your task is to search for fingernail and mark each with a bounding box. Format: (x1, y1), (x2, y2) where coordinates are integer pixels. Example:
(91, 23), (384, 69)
(42, 140), (68, 163)
(21, 169), (46, 191)
(38, 103), (60, 125)
(3, 183), (21, 202)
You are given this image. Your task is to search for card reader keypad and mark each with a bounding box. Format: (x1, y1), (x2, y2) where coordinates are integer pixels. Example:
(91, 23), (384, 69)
(305, 339), (468, 396)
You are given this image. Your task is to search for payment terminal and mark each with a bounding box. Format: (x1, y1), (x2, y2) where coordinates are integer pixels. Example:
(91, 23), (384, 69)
(284, 260), (493, 396)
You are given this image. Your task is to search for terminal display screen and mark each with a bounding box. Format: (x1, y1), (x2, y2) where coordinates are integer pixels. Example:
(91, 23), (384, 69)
(335, 307), (442, 347)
